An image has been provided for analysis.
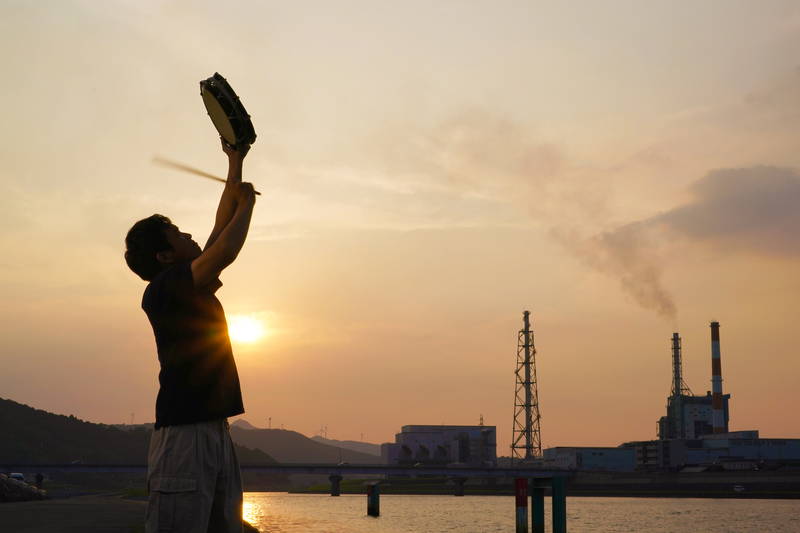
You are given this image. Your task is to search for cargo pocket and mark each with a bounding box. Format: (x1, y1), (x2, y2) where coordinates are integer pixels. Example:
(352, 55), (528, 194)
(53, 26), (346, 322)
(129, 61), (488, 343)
(148, 477), (198, 532)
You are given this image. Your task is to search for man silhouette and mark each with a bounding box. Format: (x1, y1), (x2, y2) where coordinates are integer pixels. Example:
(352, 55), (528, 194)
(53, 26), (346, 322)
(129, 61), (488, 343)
(125, 140), (256, 533)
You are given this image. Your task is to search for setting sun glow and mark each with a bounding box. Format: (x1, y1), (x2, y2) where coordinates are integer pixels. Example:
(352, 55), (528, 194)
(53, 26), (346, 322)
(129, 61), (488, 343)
(227, 315), (266, 344)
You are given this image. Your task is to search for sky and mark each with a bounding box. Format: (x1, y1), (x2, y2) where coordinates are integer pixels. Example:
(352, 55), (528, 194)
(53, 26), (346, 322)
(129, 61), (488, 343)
(1, 0), (799, 453)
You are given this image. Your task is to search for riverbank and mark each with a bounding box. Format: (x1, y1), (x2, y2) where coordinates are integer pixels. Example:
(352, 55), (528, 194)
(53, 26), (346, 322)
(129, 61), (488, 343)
(0, 493), (262, 533)
(0, 494), (147, 533)
(292, 470), (800, 499)
(0, 474), (47, 502)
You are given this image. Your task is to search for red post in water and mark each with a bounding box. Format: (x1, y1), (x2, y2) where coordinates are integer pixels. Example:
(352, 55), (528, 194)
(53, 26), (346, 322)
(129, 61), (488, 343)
(515, 478), (529, 533)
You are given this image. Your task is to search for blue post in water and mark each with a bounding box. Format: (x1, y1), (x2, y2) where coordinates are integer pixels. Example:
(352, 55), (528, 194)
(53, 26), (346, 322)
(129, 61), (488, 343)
(530, 479), (546, 533)
(367, 483), (380, 517)
(453, 477), (467, 496)
(552, 476), (567, 533)
(329, 474), (342, 496)
(514, 478), (529, 533)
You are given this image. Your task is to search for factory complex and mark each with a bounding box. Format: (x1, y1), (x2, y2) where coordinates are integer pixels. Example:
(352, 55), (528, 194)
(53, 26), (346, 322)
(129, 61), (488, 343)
(381, 320), (800, 473)
(540, 322), (800, 472)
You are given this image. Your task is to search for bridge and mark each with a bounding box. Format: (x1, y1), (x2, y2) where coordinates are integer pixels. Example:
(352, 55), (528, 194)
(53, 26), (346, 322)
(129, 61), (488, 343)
(2, 463), (568, 476)
(2, 463), (565, 493)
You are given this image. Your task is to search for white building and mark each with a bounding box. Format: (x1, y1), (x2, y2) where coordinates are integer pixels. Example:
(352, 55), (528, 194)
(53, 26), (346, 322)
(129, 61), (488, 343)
(381, 425), (497, 466)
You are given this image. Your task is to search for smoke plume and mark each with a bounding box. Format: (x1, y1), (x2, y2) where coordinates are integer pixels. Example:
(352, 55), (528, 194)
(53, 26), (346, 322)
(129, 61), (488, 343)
(554, 222), (677, 319)
(561, 165), (800, 319)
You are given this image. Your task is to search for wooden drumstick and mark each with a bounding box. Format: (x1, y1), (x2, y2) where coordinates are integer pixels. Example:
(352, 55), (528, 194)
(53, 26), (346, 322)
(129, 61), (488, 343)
(152, 156), (261, 195)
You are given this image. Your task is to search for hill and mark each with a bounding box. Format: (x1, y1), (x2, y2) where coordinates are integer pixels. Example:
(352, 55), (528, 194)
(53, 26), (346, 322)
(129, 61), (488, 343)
(310, 435), (381, 457)
(0, 398), (275, 465)
(229, 426), (379, 464)
(231, 419), (259, 430)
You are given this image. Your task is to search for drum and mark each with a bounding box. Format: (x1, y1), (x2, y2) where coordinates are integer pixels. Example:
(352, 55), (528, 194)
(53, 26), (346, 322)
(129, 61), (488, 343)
(199, 73), (256, 150)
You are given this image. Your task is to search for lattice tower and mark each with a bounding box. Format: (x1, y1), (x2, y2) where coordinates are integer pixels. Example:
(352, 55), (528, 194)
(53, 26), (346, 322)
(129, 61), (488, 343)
(671, 333), (693, 397)
(511, 310), (542, 460)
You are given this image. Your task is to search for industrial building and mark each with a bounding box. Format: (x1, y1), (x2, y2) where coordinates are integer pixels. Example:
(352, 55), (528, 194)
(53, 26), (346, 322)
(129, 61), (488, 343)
(381, 425), (497, 467)
(541, 447), (635, 472)
(657, 328), (731, 440)
(628, 431), (800, 471)
(535, 321), (800, 473)
(628, 322), (800, 471)
(658, 392), (730, 440)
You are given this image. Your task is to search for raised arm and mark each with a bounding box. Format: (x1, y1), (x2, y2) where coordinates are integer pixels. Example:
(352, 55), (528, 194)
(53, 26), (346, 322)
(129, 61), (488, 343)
(204, 139), (251, 251)
(192, 180), (256, 287)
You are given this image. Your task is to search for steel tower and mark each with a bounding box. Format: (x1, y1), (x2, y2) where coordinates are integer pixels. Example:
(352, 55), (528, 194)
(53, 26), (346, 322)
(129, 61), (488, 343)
(670, 333), (693, 398)
(666, 332), (693, 439)
(511, 310), (542, 460)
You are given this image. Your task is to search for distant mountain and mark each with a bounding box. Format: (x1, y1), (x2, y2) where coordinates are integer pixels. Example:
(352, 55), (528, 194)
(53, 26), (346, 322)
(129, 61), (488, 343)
(231, 419), (259, 430)
(0, 398), (276, 465)
(110, 423), (154, 432)
(229, 426), (379, 464)
(310, 436), (381, 457)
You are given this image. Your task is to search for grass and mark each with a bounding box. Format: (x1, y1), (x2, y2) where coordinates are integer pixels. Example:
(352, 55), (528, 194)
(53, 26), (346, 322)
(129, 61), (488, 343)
(121, 486), (148, 500)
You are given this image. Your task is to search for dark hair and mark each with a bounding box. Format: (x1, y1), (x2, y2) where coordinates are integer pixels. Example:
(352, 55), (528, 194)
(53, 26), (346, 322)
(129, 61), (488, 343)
(124, 214), (173, 281)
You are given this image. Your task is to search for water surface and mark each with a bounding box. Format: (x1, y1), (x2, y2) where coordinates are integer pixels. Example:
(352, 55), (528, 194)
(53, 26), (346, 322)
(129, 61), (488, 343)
(243, 492), (800, 532)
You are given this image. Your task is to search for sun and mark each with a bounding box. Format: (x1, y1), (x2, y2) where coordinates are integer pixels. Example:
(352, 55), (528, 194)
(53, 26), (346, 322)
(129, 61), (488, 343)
(227, 314), (266, 343)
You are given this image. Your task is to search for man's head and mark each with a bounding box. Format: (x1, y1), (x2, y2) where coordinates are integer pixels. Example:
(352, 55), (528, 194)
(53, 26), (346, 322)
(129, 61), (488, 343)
(125, 214), (202, 281)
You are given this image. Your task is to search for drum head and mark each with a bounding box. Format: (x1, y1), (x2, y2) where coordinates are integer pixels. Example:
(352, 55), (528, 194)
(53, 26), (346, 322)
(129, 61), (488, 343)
(201, 88), (237, 145)
(199, 73), (256, 149)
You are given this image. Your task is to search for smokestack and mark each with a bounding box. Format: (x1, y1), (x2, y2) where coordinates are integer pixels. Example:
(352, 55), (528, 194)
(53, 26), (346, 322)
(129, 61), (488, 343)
(670, 332), (685, 439)
(710, 321), (725, 434)
(671, 333), (682, 398)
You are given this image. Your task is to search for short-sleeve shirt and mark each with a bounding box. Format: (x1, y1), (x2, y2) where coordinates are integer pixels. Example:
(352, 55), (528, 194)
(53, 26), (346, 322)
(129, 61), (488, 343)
(142, 262), (244, 428)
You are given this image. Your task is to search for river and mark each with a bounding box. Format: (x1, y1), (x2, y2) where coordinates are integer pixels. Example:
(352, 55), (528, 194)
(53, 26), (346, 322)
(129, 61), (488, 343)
(243, 492), (800, 532)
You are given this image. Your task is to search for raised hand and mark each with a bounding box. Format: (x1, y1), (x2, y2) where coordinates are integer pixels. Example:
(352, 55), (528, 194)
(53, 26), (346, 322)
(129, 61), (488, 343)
(235, 182), (257, 205)
(221, 137), (250, 162)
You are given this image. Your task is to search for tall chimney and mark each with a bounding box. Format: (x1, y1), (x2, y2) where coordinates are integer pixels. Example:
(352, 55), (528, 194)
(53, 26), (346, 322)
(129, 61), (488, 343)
(671, 332), (684, 438)
(710, 321), (725, 434)
(671, 333), (682, 398)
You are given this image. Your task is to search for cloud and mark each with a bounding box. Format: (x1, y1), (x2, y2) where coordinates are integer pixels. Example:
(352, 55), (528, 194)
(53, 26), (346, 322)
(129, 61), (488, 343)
(363, 109), (564, 199)
(560, 165), (800, 319)
(249, 110), (572, 232)
(656, 166), (800, 256)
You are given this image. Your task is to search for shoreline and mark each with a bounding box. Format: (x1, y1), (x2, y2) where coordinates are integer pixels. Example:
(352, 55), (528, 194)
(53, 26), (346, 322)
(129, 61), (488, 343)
(289, 488), (800, 499)
(0, 493), (147, 533)
(0, 493), (261, 533)
(287, 471), (800, 500)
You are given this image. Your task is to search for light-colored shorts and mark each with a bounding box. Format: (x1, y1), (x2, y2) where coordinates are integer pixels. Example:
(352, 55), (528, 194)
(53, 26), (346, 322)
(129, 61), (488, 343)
(146, 419), (242, 533)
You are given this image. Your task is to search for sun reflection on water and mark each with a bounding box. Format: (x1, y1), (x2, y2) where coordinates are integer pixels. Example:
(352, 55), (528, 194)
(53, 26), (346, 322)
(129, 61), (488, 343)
(243, 499), (261, 526)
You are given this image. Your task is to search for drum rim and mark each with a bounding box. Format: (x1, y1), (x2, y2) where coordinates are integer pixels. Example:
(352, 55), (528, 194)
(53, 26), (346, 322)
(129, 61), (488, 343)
(199, 72), (256, 148)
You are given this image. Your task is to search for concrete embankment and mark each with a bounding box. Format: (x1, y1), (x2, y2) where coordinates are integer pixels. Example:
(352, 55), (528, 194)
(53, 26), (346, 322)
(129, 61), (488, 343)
(295, 470), (800, 498)
(568, 470), (800, 498)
